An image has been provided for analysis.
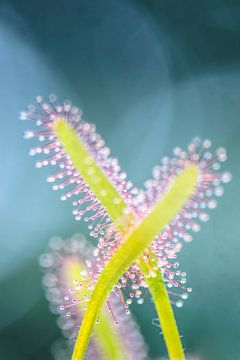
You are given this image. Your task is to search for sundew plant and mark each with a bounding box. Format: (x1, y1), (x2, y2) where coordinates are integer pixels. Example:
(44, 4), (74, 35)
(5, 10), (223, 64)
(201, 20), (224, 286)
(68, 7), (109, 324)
(40, 234), (148, 360)
(21, 95), (231, 360)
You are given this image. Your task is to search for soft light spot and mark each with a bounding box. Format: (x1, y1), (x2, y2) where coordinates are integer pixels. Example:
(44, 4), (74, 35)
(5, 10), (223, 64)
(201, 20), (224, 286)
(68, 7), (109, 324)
(84, 156), (93, 165)
(87, 167), (95, 176)
(100, 189), (107, 196)
(113, 198), (121, 204)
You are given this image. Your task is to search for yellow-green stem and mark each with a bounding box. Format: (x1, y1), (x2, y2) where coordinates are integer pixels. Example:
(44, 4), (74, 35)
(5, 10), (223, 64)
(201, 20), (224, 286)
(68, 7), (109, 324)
(139, 257), (185, 360)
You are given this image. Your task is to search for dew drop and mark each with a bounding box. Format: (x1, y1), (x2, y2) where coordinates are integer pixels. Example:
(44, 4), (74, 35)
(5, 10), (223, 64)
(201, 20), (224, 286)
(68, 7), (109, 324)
(49, 94), (57, 102)
(203, 139), (212, 148)
(20, 111), (28, 120)
(36, 95), (43, 103)
(216, 147), (227, 162)
(24, 130), (34, 139)
(182, 293), (188, 300)
(176, 300), (183, 308)
(208, 199), (217, 209)
(221, 172), (232, 183)
(199, 213), (209, 222)
(214, 186), (224, 197)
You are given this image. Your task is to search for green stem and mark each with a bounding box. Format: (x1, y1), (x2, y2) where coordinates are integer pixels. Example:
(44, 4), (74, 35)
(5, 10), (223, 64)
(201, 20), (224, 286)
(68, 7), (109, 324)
(139, 257), (185, 360)
(54, 118), (198, 360)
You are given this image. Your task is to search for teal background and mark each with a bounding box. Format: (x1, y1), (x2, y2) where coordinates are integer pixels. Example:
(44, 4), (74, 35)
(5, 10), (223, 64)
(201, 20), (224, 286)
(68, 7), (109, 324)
(0, 0), (240, 359)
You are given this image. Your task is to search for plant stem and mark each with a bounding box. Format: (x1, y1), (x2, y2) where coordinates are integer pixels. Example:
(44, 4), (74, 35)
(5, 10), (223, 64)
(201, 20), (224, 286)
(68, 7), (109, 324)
(139, 257), (185, 360)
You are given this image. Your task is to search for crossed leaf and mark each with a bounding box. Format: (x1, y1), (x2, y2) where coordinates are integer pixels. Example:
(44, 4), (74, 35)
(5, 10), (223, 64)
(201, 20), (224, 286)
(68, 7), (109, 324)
(22, 96), (231, 360)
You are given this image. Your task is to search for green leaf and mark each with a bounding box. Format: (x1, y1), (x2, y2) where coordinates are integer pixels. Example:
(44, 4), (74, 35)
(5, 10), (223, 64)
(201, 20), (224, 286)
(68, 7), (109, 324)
(54, 118), (131, 230)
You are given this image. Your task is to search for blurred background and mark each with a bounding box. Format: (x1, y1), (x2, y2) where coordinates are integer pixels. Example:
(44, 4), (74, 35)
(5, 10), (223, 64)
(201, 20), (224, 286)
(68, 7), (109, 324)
(0, 0), (240, 359)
